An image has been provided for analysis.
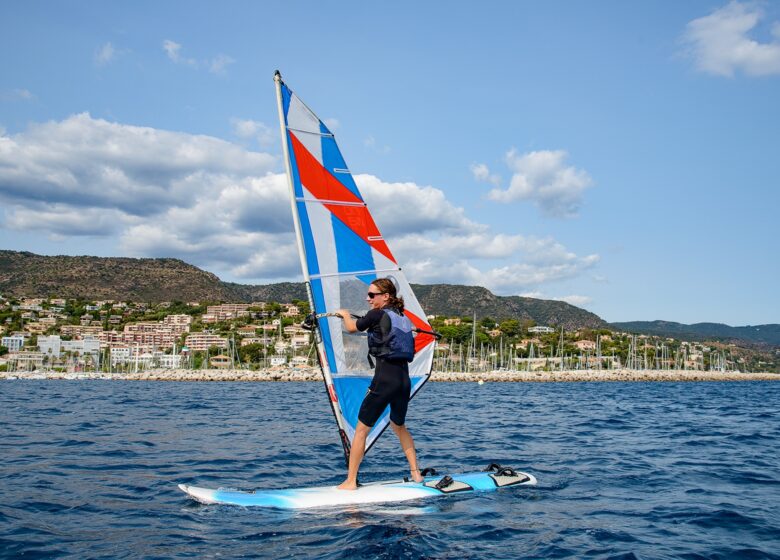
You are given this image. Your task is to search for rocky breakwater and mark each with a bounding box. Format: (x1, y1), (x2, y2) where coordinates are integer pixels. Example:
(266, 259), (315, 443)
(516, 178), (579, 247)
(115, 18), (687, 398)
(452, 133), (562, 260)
(2, 368), (776, 382)
(119, 367), (321, 382)
(433, 369), (778, 382)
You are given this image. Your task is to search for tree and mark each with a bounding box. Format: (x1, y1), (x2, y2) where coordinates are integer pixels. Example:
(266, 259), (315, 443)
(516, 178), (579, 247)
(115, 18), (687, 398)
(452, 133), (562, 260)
(266, 302), (282, 316)
(499, 319), (521, 338)
(239, 343), (265, 364)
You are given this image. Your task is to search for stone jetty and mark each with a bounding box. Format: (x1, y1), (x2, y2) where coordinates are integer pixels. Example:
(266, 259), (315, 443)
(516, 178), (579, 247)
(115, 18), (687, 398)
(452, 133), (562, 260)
(1, 368), (776, 382)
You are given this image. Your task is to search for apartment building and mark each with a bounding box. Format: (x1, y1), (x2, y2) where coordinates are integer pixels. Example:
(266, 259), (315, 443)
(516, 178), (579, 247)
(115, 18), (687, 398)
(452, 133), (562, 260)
(1, 335), (25, 352)
(202, 304), (251, 323)
(61, 325), (104, 338)
(184, 333), (228, 351)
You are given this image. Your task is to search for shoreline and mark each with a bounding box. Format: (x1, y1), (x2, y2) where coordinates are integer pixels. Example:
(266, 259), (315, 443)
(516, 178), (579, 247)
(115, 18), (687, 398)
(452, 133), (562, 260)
(1, 368), (777, 382)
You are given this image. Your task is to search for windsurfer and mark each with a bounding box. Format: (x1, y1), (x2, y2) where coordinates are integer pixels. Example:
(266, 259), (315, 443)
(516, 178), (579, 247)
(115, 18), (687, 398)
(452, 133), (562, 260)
(335, 278), (425, 490)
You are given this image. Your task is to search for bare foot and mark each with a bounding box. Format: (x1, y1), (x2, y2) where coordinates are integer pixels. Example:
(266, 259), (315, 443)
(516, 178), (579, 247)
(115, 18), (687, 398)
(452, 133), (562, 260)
(411, 472), (424, 483)
(337, 480), (358, 490)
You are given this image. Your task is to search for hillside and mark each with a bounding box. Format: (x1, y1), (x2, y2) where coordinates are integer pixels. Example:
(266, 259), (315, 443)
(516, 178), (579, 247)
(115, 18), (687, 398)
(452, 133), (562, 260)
(611, 320), (780, 347)
(0, 251), (243, 302)
(411, 284), (605, 329)
(4, 251), (778, 346)
(0, 250), (604, 330)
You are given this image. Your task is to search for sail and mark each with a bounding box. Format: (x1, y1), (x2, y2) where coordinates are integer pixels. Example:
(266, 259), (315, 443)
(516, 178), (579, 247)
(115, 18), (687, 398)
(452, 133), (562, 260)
(274, 72), (436, 462)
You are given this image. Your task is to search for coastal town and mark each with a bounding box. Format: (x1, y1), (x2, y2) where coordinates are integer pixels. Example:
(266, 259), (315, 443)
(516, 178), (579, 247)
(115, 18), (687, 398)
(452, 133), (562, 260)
(0, 295), (776, 381)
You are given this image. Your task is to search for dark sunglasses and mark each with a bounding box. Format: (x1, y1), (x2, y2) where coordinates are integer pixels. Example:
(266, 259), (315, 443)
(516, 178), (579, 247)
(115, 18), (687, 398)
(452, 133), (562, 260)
(367, 291), (386, 299)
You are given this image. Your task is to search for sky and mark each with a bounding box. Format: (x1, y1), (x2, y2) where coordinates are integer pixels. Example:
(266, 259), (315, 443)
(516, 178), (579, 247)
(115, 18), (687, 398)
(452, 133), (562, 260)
(1, 1), (779, 326)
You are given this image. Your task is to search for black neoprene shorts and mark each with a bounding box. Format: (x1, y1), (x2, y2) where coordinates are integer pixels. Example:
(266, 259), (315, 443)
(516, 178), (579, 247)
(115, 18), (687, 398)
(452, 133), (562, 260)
(357, 358), (411, 427)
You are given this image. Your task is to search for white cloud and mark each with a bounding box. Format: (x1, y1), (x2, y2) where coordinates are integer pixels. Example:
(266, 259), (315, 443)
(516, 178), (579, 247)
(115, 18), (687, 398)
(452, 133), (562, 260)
(231, 118), (275, 146)
(402, 257), (598, 296)
(487, 149), (593, 218)
(94, 42), (116, 66)
(0, 113), (275, 219)
(0, 88), (34, 101)
(356, 174), (479, 237)
(208, 54), (235, 75)
(364, 135), (390, 154)
(1, 115), (600, 293)
(163, 40), (235, 75)
(5, 204), (132, 236)
(683, 1), (780, 77)
(470, 163), (501, 186)
(163, 39), (198, 68)
(556, 294), (593, 307)
(118, 173), (299, 278)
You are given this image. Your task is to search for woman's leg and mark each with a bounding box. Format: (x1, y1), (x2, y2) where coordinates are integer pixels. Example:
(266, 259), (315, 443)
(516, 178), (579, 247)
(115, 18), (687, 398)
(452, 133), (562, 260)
(390, 421), (424, 483)
(337, 421), (370, 490)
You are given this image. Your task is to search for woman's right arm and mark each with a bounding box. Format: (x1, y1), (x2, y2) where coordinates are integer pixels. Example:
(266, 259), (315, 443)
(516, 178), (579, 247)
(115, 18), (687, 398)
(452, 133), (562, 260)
(336, 309), (359, 332)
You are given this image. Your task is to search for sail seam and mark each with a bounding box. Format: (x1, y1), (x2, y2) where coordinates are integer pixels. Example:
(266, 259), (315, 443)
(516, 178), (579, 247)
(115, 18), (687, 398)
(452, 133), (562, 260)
(296, 197), (366, 207)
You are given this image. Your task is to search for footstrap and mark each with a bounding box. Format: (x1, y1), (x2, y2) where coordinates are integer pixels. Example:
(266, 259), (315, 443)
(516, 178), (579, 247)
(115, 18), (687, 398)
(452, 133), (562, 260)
(435, 475), (454, 490)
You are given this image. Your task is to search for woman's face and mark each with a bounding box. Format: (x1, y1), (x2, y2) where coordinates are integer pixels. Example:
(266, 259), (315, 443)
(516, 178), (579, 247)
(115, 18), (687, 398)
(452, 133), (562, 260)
(366, 284), (390, 310)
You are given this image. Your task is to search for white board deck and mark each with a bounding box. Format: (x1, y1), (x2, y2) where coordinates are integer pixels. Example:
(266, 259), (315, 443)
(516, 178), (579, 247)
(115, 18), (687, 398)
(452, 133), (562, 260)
(179, 469), (537, 509)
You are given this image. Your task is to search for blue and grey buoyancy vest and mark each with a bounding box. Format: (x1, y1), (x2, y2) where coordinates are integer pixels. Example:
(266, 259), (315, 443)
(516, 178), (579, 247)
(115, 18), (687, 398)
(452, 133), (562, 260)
(367, 307), (415, 362)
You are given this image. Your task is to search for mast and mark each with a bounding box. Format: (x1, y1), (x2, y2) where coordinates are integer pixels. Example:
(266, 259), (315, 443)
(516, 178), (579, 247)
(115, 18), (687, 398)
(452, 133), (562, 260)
(274, 71), (352, 464)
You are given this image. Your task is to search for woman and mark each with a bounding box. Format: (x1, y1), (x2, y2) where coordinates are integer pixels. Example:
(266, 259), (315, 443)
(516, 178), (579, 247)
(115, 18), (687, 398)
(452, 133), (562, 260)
(336, 278), (424, 490)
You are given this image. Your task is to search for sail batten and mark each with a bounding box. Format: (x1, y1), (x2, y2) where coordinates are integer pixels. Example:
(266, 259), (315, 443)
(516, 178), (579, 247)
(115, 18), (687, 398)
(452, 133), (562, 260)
(287, 127), (335, 138)
(295, 197), (365, 207)
(275, 72), (436, 463)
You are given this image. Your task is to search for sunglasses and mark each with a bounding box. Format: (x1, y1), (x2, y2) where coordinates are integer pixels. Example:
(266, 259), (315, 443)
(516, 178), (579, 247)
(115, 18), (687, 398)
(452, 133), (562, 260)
(367, 291), (386, 299)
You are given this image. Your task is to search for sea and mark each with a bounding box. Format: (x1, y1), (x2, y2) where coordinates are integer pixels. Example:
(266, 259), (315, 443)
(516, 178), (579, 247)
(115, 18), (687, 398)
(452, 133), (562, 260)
(1, 380), (778, 559)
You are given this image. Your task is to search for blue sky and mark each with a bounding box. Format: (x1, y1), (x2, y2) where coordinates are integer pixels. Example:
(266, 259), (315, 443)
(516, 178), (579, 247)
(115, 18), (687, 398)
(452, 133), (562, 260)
(1, 0), (779, 326)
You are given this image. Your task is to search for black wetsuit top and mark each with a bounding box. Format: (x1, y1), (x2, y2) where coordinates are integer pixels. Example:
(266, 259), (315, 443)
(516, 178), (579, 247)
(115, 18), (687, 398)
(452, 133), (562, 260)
(355, 308), (411, 427)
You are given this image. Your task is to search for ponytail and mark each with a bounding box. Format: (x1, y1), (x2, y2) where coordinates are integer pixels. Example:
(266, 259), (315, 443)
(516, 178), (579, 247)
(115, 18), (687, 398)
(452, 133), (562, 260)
(371, 278), (405, 313)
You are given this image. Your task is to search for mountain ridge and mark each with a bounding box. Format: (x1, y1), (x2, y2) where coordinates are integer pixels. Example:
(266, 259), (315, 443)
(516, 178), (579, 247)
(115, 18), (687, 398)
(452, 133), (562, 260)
(1, 250), (777, 346)
(610, 320), (780, 347)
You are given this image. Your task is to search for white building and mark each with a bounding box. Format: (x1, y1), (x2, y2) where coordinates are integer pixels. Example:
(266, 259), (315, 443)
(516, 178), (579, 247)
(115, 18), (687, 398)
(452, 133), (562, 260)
(528, 326), (555, 334)
(270, 355), (287, 366)
(61, 337), (101, 356)
(38, 335), (63, 358)
(2, 335), (25, 352)
(111, 346), (132, 366)
(291, 334), (310, 349)
(158, 353), (183, 369)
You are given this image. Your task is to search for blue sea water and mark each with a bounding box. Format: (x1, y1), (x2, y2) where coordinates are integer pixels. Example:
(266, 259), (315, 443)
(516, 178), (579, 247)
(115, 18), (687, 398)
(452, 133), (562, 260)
(0, 380), (778, 559)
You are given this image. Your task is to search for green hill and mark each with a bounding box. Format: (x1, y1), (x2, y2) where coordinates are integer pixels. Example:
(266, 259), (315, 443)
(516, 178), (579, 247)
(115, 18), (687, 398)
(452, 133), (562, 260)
(0, 250), (604, 330)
